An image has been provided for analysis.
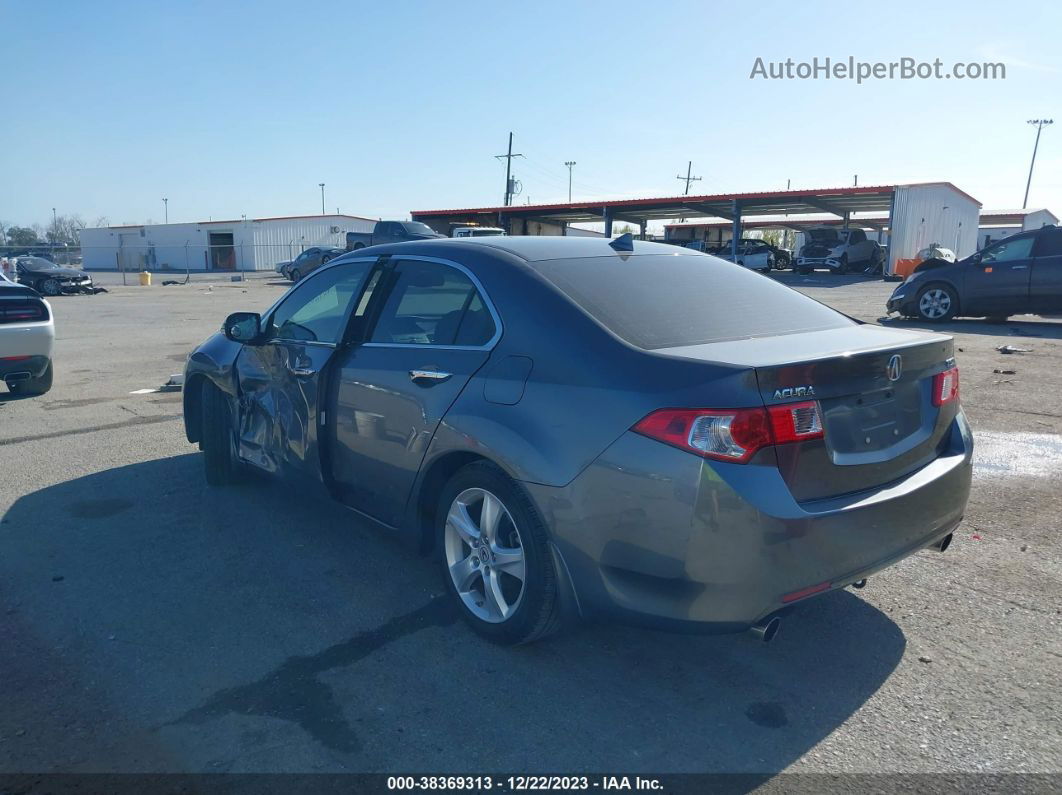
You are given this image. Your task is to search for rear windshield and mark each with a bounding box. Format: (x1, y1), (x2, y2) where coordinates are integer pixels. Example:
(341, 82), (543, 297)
(533, 253), (854, 349)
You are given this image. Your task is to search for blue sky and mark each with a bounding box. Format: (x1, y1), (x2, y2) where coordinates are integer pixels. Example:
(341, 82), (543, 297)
(2, 0), (1059, 230)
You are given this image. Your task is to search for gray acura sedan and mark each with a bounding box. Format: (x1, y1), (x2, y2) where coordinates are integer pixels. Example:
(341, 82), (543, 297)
(183, 236), (972, 644)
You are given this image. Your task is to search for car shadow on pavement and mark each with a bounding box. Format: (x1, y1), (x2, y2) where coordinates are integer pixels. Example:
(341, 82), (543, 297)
(1, 454), (906, 779)
(771, 272), (884, 288)
(882, 316), (1062, 340)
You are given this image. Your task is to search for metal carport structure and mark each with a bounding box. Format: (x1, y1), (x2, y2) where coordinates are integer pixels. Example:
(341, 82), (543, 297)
(411, 182), (981, 276)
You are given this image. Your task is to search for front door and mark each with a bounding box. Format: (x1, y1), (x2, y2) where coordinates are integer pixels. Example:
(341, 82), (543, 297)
(1030, 227), (1062, 314)
(330, 257), (499, 527)
(964, 233), (1035, 314)
(234, 257), (376, 478)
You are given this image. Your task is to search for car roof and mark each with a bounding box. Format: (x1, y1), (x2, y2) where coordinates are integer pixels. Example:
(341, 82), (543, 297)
(416, 236), (703, 262)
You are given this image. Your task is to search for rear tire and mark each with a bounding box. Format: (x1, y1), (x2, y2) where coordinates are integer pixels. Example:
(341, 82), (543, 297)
(8, 361), (53, 396)
(201, 381), (243, 486)
(436, 462), (560, 645)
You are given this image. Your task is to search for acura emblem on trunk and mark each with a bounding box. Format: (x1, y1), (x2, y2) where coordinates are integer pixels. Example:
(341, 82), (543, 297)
(886, 354), (903, 382)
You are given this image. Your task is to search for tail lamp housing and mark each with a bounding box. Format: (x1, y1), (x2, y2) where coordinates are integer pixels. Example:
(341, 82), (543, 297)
(932, 366), (959, 407)
(633, 400), (824, 464)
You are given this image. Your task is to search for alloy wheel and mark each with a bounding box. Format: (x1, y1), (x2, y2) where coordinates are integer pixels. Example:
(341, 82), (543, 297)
(444, 487), (526, 623)
(919, 288), (952, 319)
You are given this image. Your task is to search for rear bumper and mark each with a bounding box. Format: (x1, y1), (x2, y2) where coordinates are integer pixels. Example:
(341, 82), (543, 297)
(526, 411), (973, 632)
(1, 354), (50, 380)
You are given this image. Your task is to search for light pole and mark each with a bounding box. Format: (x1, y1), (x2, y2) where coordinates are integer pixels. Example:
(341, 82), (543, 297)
(1023, 119), (1053, 209)
(564, 161), (576, 203)
(163, 198), (168, 224)
(319, 183), (326, 215)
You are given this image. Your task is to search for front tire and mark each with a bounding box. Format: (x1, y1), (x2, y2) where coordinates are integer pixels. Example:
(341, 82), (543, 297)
(8, 362), (53, 396)
(916, 283), (959, 322)
(39, 278), (61, 296)
(200, 381), (243, 486)
(437, 462), (560, 645)
(290, 268), (301, 282)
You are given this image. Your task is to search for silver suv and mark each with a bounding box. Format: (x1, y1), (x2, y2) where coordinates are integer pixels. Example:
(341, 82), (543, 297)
(796, 227), (882, 274)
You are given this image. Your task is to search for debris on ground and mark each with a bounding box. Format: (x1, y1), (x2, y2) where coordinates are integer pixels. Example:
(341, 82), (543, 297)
(158, 374), (184, 392)
(996, 345), (1031, 354)
(993, 369), (1017, 375)
(918, 655), (933, 664)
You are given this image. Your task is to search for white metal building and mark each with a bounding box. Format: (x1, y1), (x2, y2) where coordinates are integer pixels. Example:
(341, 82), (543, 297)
(79, 214), (376, 273)
(976, 208), (1059, 249)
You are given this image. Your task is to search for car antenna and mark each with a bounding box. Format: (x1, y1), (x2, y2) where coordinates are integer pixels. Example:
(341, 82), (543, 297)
(609, 233), (634, 252)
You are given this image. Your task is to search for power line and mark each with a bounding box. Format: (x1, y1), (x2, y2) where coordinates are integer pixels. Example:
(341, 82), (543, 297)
(676, 161), (702, 195)
(564, 161), (576, 202)
(1023, 118), (1053, 209)
(494, 132), (524, 206)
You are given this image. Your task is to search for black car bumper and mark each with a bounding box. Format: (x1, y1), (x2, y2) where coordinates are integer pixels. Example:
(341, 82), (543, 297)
(1, 354), (50, 380)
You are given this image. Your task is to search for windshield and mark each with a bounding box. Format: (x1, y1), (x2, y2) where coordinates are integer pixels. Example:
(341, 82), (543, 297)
(470, 229), (503, 237)
(403, 222), (438, 236)
(807, 229), (841, 242)
(21, 257), (59, 270)
(532, 254), (853, 349)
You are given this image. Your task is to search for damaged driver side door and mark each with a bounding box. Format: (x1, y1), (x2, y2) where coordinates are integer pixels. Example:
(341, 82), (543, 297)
(233, 257), (377, 479)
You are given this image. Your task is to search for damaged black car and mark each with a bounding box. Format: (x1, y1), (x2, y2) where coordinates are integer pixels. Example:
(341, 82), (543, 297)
(16, 257), (95, 296)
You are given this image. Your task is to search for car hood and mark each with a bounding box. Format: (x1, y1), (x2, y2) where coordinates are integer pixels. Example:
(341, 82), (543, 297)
(912, 257), (958, 274)
(27, 267), (89, 279)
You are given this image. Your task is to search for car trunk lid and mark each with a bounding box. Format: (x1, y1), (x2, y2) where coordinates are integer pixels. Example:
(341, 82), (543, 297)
(656, 325), (958, 501)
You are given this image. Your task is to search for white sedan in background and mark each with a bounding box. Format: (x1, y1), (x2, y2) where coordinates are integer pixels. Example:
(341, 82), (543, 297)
(0, 272), (54, 396)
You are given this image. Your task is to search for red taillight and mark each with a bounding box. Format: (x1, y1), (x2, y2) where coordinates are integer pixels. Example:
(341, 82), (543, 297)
(0, 356), (31, 361)
(932, 366), (960, 407)
(0, 303), (47, 323)
(633, 401), (824, 464)
(767, 400), (824, 444)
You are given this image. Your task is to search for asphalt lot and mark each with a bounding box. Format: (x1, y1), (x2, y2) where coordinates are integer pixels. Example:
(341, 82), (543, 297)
(1, 270), (1060, 778)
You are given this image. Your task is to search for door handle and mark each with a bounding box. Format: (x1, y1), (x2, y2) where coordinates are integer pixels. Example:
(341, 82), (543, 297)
(409, 369), (452, 384)
(287, 363), (317, 378)
(1010, 264), (1029, 270)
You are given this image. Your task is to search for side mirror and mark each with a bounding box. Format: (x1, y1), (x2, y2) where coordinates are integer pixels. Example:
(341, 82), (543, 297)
(223, 311), (262, 343)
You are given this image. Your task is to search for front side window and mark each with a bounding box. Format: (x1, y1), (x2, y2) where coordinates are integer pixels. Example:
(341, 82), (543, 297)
(981, 236), (1035, 264)
(370, 260), (496, 346)
(267, 260), (373, 344)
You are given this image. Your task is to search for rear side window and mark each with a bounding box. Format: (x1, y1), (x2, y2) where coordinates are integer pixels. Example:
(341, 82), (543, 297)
(1033, 227), (1062, 257)
(532, 254), (853, 349)
(370, 260), (496, 346)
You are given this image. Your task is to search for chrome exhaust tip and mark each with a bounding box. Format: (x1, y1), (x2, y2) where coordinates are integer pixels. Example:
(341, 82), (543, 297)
(930, 533), (953, 553)
(749, 616), (781, 644)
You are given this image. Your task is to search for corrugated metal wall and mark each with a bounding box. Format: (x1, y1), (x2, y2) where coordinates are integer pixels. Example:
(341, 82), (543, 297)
(250, 216), (375, 269)
(888, 184), (979, 276)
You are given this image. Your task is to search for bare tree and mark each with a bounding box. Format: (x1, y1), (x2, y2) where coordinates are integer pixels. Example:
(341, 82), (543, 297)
(92, 216), (110, 228)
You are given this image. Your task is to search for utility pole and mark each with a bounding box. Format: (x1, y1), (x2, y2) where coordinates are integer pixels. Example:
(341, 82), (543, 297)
(1023, 119), (1053, 208)
(854, 174), (858, 186)
(564, 161), (576, 203)
(495, 132), (523, 206)
(319, 183), (326, 215)
(675, 161), (702, 195)
(163, 198), (168, 224)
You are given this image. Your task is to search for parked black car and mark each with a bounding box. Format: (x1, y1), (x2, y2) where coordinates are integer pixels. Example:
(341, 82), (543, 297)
(285, 247), (345, 282)
(16, 257), (94, 296)
(887, 225), (1062, 322)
